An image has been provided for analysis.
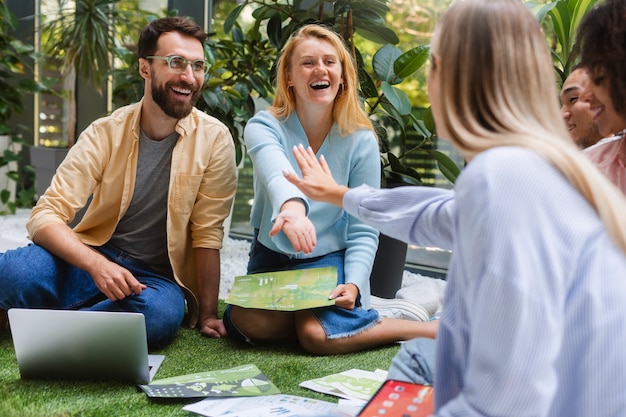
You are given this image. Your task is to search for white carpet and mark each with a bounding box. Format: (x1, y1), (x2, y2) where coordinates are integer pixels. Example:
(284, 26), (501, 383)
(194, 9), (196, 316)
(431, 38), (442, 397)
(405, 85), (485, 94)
(0, 209), (445, 308)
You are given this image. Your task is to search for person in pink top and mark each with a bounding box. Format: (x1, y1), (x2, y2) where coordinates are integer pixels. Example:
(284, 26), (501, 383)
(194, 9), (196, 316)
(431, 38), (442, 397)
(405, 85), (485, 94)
(583, 136), (626, 194)
(577, 1), (626, 194)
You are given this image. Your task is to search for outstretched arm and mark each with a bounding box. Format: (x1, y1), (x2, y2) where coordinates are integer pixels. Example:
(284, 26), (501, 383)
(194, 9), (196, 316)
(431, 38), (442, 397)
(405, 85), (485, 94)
(268, 199), (316, 254)
(283, 144), (349, 207)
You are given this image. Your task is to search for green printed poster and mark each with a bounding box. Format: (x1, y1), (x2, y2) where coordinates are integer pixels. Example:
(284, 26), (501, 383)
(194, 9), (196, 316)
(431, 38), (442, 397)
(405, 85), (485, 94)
(299, 368), (387, 401)
(225, 267), (337, 311)
(139, 364), (280, 398)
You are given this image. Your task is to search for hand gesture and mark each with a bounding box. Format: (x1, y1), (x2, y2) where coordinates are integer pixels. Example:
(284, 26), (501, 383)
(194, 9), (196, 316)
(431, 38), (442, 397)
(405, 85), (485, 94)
(283, 144), (348, 207)
(269, 200), (317, 254)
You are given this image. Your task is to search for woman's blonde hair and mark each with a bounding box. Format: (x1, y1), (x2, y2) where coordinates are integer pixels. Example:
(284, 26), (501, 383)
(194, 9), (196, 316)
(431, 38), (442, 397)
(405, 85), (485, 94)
(269, 24), (374, 136)
(431, 0), (626, 253)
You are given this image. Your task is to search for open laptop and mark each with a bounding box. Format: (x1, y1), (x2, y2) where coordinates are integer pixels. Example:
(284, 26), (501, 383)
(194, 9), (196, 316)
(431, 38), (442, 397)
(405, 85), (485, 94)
(8, 308), (164, 384)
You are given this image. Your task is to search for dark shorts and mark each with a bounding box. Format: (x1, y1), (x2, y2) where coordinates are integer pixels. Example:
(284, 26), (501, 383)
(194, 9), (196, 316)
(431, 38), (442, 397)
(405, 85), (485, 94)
(223, 233), (380, 342)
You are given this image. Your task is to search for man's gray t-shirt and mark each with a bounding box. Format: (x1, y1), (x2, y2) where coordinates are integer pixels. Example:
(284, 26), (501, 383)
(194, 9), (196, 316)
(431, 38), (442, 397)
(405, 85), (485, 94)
(108, 129), (178, 279)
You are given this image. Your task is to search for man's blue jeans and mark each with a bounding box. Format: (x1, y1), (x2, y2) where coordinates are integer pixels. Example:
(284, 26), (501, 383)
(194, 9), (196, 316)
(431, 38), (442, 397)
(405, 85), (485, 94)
(0, 243), (185, 349)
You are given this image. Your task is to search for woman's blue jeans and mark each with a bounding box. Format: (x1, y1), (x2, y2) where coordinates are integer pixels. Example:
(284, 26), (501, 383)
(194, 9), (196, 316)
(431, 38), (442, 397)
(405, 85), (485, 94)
(0, 243), (185, 350)
(387, 337), (436, 385)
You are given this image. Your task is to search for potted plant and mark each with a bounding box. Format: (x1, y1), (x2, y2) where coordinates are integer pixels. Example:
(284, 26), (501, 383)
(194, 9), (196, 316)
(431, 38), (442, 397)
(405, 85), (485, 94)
(0, 2), (47, 214)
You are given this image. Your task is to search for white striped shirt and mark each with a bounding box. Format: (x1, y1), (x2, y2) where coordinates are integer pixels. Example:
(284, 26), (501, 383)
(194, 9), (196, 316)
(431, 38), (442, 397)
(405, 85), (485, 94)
(344, 146), (626, 417)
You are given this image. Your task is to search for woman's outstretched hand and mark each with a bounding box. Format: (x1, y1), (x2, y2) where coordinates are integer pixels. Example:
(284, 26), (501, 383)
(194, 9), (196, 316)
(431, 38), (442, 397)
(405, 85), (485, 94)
(283, 144), (349, 207)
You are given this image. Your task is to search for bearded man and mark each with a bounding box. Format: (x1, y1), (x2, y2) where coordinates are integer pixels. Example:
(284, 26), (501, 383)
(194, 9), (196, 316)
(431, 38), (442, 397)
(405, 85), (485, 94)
(0, 16), (237, 349)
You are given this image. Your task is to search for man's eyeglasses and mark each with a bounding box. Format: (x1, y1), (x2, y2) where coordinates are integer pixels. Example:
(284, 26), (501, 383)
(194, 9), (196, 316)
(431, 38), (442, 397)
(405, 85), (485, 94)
(145, 55), (210, 75)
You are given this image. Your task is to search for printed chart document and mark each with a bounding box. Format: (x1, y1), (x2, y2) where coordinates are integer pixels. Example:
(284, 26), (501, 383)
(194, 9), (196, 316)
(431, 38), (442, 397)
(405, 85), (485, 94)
(225, 266), (337, 311)
(300, 368), (388, 401)
(183, 394), (341, 417)
(138, 364), (279, 398)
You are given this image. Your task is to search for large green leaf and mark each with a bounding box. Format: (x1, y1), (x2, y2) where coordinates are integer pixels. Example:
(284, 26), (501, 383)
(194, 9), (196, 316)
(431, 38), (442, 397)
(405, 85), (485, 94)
(381, 82), (411, 116)
(355, 25), (399, 45)
(224, 3), (246, 34)
(267, 13), (283, 49)
(528, 0), (598, 80)
(352, 9), (386, 26)
(358, 69), (378, 100)
(423, 107), (436, 134)
(567, 0), (597, 47)
(373, 44), (401, 84)
(350, 0), (391, 16)
(428, 150), (461, 184)
(548, 1), (572, 59)
(394, 45), (430, 79)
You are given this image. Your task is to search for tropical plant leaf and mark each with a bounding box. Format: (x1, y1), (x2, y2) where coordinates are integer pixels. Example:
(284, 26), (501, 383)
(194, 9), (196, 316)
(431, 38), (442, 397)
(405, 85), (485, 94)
(352, 9), (386, 26)
(381, 82), (411, 116)
(224, 3), (246, 34)
(394, 45), (430, 79)
(568, 0), (596, 38)
(267, 13), (283, 49)
(428, 150), (461, 183)
(355, 25), (399, 45)
(548, 1), (572, 59)
(373, 44), (401, 84)
(422, 107), (436, 134)
(358, 65), (378, 100)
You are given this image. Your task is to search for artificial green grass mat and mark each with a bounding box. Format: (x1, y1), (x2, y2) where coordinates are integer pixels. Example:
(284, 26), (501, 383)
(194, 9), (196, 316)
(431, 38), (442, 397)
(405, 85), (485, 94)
(0, 303), (400, 417)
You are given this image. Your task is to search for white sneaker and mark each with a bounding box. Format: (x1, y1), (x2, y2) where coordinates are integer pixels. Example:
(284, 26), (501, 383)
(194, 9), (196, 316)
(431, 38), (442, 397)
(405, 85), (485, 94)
(370, 296), (430, 322)
(429, 305), (443, 321)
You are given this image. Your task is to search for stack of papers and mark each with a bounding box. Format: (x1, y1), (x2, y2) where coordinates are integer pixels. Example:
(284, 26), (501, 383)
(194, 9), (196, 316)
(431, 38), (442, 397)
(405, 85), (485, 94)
(299, 368), (388, 401)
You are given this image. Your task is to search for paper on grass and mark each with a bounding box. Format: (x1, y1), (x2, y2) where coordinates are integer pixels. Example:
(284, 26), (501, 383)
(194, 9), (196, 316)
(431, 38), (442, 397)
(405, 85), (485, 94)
(138, 364), (279, 398)
(183, 394), (340, 417)
(299, 368), (387, 401)
(225, 266), (337, 311)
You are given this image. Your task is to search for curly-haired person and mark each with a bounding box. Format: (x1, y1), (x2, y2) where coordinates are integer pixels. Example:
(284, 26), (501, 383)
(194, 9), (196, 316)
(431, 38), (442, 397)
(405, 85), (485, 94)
(577, 0), (626, 194)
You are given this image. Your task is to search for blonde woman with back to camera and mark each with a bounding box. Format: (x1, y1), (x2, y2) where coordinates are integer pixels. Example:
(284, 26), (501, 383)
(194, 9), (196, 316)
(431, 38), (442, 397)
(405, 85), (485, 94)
(285, 0), (626, 415)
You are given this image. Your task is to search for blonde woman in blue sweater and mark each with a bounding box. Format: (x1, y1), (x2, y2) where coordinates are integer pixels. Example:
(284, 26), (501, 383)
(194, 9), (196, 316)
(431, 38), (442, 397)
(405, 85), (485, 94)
(223, 24), (437, 355)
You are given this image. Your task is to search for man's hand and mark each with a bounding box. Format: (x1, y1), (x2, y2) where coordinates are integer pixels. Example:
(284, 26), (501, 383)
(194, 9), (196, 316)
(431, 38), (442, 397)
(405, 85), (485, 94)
(88, 256), (146, 301)
(32, 222), (145, 302)
(199, 317), (227, 338)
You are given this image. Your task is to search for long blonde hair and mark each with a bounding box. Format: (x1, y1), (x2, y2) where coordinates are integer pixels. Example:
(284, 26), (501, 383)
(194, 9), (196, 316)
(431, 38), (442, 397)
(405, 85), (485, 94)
(269, 24), (374, 136)
(432, 0), (626, 253)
